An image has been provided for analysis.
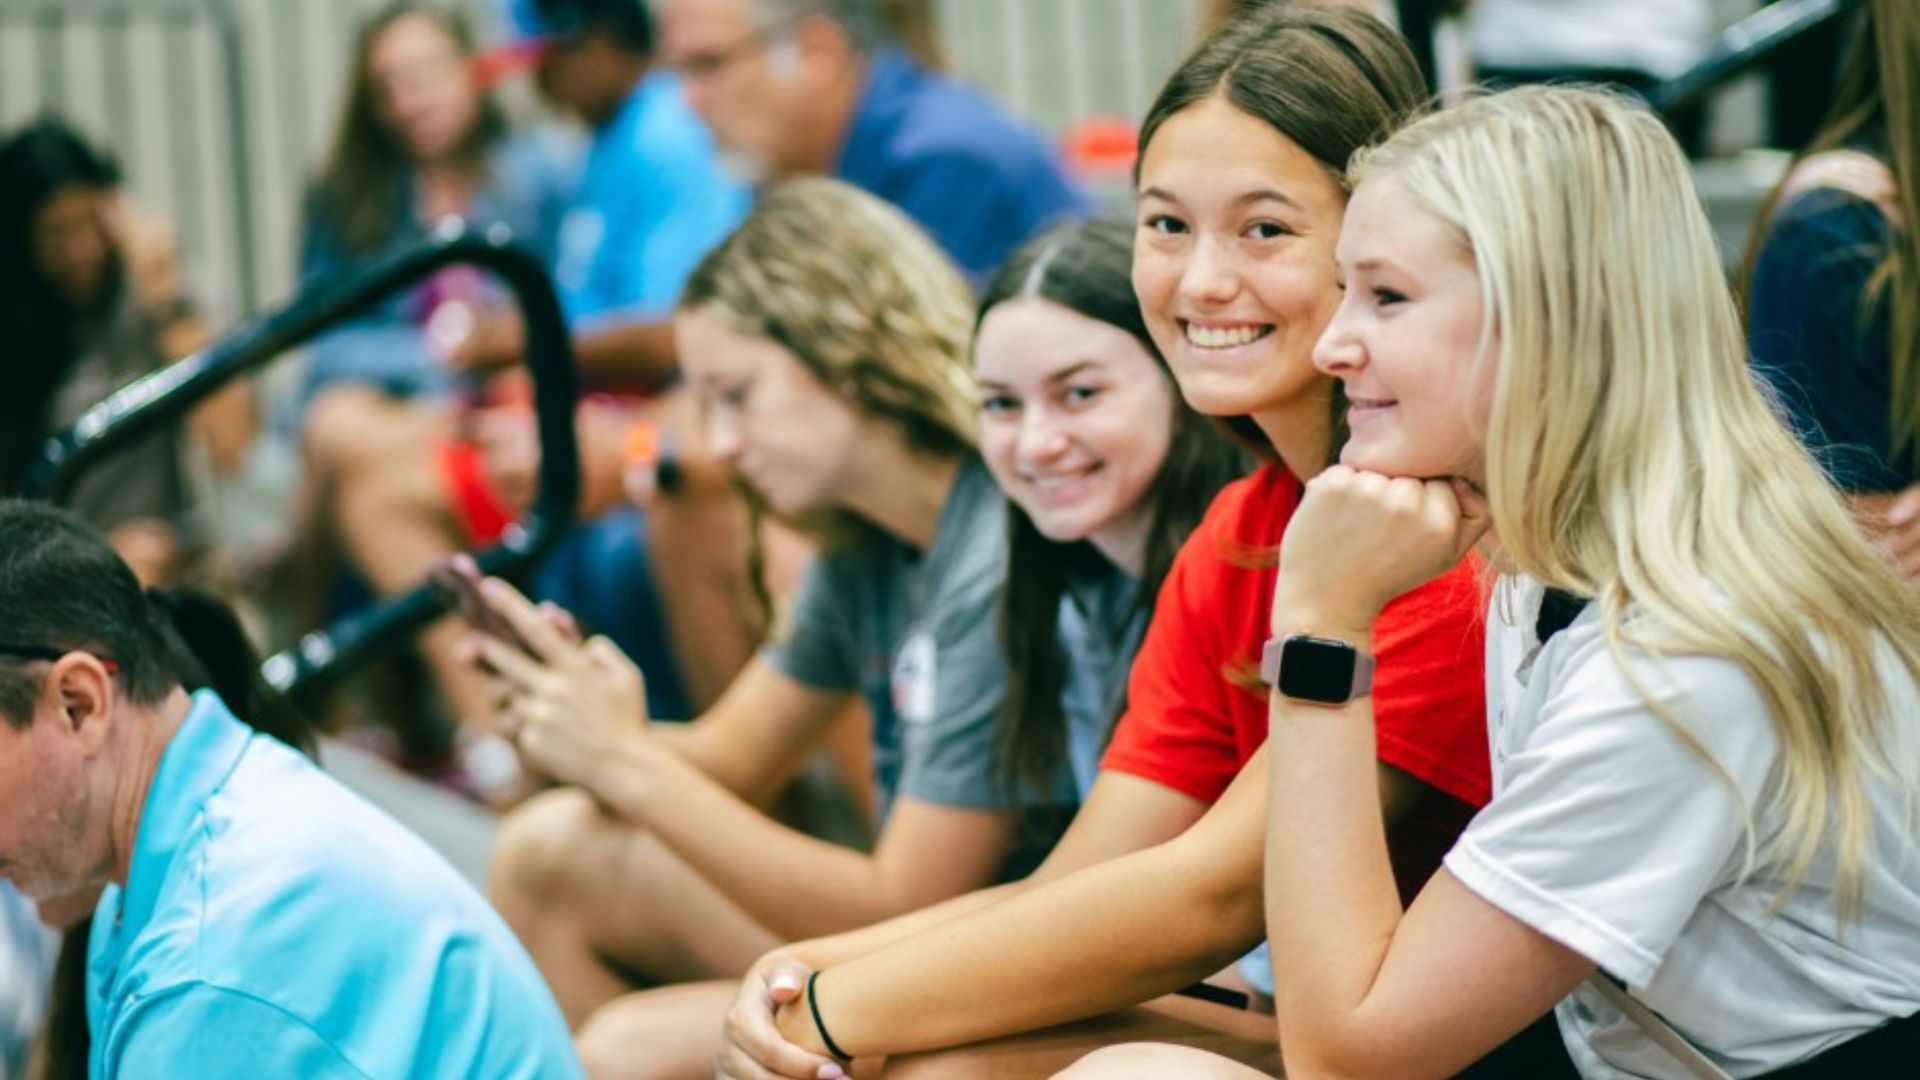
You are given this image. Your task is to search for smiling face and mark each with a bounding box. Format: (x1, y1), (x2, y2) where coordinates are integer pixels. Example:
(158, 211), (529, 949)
(1131, 95), (1348, 431)
(1315, 177), (1490, 482)
(973, 298), (1175, 571)
(367, 13), (481, 164)
(676, 306), (867, 517)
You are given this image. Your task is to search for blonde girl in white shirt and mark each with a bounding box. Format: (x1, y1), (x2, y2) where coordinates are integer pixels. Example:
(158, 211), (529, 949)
(1059, 85), (1920, 1079)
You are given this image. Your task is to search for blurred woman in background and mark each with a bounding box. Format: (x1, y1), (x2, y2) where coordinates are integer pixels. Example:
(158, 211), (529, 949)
(0, 116), (253, 586)
(297, 0), (574, 412)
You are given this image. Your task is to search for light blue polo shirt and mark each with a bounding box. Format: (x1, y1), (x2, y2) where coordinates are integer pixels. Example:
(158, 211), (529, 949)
(554, 69), (749, 326)
(86, 691), (582, 1079)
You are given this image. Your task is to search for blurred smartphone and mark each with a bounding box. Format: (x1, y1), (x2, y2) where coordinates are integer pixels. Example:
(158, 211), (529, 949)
(430, 555), (536, 657)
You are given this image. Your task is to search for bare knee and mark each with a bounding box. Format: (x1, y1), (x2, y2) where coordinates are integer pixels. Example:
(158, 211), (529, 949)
(490, 788), (618, 911)
(576, 984), (735, 1080)
(576, 1009), (650, 1080)
(1054, 1043), (1254, 1079)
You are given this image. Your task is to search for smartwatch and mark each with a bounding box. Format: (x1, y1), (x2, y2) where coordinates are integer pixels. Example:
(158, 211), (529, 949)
(1260, 634), (1375, 705)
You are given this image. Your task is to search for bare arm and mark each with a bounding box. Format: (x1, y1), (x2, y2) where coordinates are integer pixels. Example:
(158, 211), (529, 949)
(570, 318), (679, 389)
(601, 746), (1015, 940)
(1262, 617), (1590, 1080)
(648, 659), (848, 803)
(770, 747), (1449, 1062)
(451, 312), (680, 391)
(782, 767), (1212, 970)
(478, 585), (1021, 939)
(775, 752), (1272, 1059)
(1256, 470), (1593, 1079)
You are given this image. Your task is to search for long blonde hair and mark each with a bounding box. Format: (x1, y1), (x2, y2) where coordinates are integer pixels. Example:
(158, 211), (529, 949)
(678, 177), (977, 547)
(1353, 86), (1920, 917)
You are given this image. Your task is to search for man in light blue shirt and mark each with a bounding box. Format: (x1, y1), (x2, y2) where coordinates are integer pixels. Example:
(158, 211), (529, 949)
(0, 502), (582, 1079)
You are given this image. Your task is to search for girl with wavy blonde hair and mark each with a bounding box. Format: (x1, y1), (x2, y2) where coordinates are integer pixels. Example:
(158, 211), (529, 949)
(470, 178), (1086, 1074)
(1062, 86), (1920, 1080)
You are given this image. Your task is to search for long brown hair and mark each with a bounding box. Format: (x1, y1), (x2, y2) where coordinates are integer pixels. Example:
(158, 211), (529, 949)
(1136, 3), (1428, 460)
(312, 2), (507, 255)
(1742, 0), (1919, 466)
(982, 221), (1247, 797)
(1134, 4), (1430, 692)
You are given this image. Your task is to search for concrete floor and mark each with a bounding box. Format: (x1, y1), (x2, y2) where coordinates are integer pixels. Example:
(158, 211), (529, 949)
(322, 737), (498, 888)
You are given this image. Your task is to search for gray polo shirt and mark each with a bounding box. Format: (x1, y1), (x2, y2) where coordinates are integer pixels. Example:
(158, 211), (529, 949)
(762, 457), (1019, 823)
(1058, 566), (1145, 797)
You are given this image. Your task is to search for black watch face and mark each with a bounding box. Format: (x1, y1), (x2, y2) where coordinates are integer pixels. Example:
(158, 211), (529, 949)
(1277, 636), (1357, 703)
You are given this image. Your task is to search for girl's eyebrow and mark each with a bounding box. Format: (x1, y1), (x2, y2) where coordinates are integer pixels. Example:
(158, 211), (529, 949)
(1138, 186), (1304, 213)
(976, 360), (1103, 394)
(1045, 360), (1102, 384)
(1349, 256), (1405, 275)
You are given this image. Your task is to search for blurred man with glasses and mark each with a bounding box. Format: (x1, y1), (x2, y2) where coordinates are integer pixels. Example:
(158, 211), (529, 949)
(658, 0), (1088, 286)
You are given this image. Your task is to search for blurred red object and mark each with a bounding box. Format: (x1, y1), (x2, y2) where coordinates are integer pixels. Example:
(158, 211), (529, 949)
(472, 39), (549, 89)
(1063, 116), (1139, 176)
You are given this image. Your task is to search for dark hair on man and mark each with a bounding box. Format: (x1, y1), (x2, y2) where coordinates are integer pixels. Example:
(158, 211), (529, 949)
(977, 220), (1246, 798)
(312, 2), (510, 256)
(0, 116), (125, 495)
(534, 0), (656, 52)
(0, 500), (312, 755)
(1137, 1), (1429, 456)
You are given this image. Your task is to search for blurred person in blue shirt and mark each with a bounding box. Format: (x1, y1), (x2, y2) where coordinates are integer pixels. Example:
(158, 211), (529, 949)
(657, 0), (1089, 286)
(0, 500), (583, 1079)
(303, 0), (753, 768)
(443, 0), (750, 380)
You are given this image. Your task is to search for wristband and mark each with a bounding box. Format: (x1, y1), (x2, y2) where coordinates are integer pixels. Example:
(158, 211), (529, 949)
(806, 970), (855, 1063)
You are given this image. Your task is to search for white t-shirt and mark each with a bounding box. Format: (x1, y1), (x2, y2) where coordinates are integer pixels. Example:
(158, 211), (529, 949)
(1471, 0), (1714, 80)
(1446, 576), (1920, 1078)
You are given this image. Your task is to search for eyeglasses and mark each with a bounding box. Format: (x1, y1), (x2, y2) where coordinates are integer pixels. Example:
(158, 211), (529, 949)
(0, 643), (119, 674)
(666, 13), (804, 83)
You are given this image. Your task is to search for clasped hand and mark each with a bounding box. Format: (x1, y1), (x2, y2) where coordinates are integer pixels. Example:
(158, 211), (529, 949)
(1274, 466), (1491, 632)
(715, 950), (846, 1080)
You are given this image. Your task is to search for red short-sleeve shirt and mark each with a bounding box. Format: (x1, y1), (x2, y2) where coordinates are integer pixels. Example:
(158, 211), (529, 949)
(1102, 463), (1491, 808)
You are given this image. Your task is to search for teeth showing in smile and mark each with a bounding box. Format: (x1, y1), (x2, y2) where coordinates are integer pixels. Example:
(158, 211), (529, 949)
(1028, 466), (1097, 492)
(1184, 323), (1270, 349)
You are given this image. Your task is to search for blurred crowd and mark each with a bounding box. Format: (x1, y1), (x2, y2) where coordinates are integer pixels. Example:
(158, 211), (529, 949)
(1, 1), (1916, 1078)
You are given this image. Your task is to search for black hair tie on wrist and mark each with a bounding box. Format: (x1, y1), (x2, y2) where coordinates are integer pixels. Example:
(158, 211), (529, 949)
(806, 970), (855, 1063)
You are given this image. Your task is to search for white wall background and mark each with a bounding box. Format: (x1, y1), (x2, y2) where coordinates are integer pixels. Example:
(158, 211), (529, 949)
(0, 0), (1776, 325)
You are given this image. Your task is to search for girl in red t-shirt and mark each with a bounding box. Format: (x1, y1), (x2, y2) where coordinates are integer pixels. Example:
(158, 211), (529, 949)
(713, 9), (1490, 1080)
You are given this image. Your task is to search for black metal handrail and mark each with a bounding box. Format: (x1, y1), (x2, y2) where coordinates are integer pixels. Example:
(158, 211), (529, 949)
(1649, 0), (1862, 118)
(21, 220), (581, 706)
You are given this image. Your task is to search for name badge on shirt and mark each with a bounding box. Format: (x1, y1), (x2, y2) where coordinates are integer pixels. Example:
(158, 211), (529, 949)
(892, 631), (938, 726)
